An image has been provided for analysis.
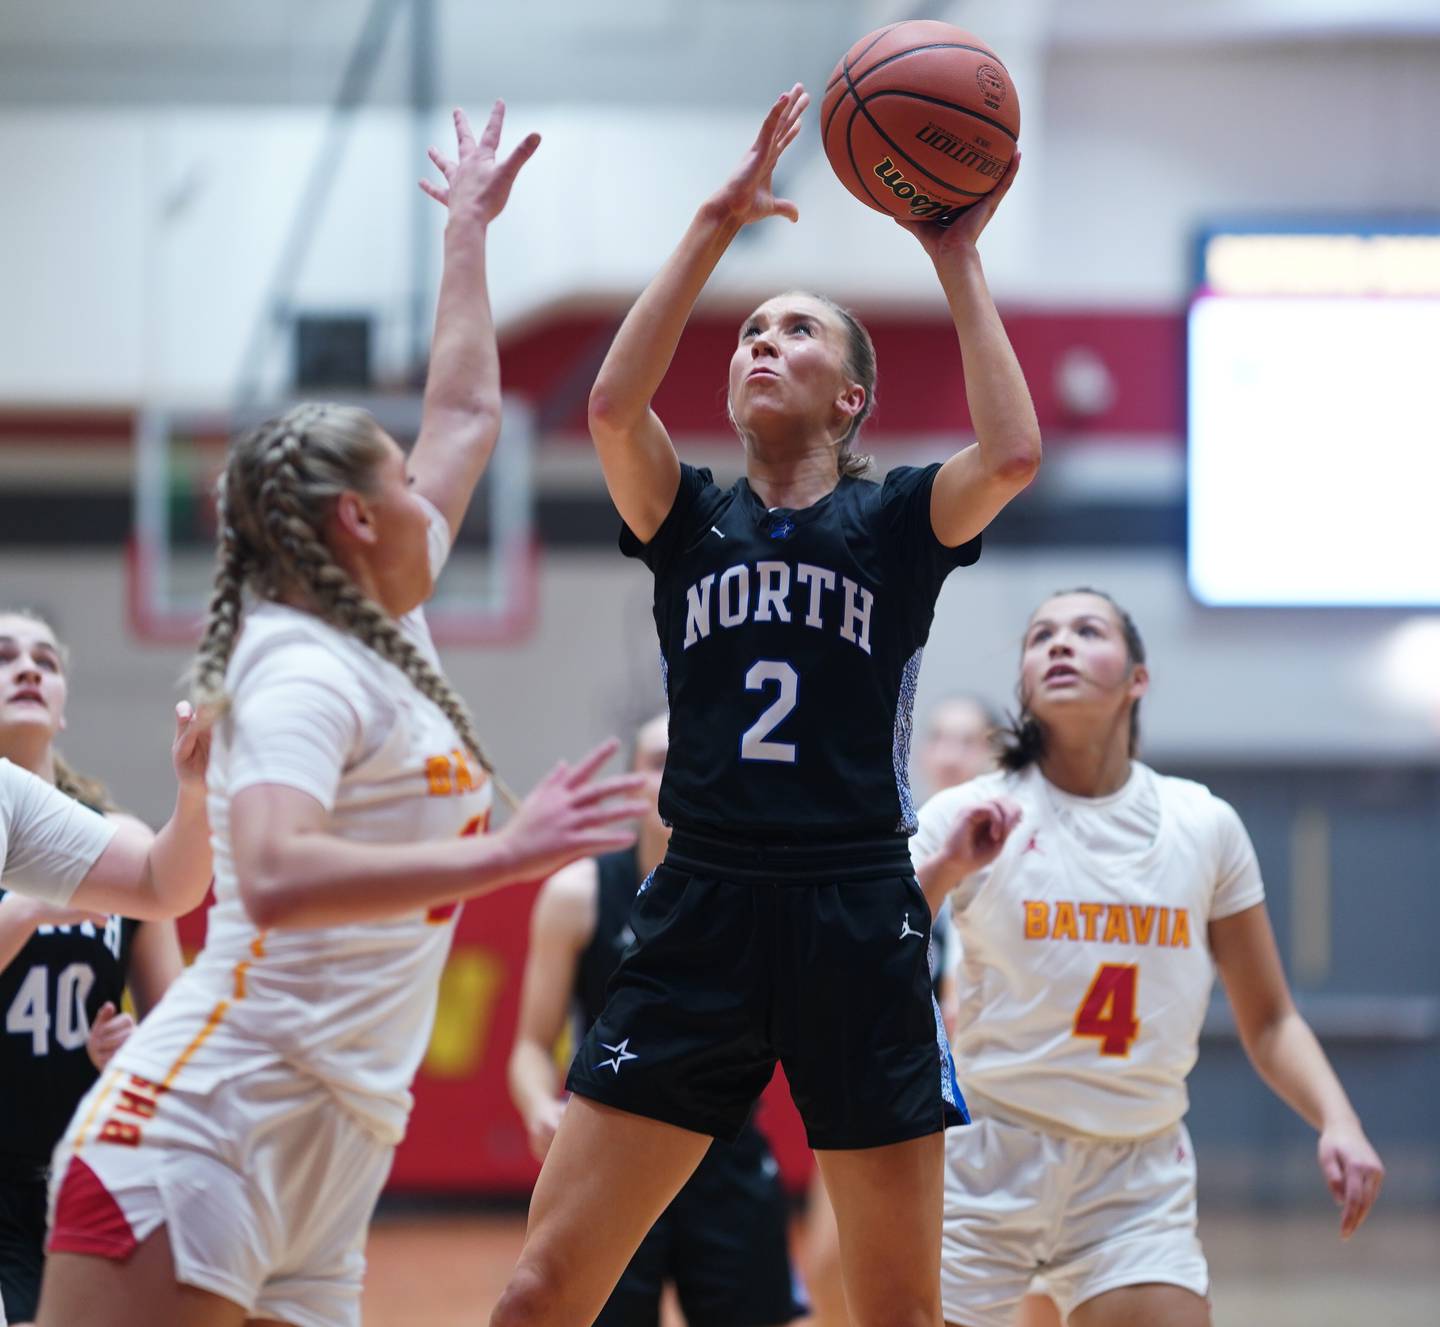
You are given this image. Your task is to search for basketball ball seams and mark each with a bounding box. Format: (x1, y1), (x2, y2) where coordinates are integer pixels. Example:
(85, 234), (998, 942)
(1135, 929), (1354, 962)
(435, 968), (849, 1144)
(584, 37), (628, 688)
(843, 99), (895, 215)
(827, 22), (905, 92)
(848, 43), (1014, 97)
(850, 95), (995, 199)
(863, 89), (1019, 145)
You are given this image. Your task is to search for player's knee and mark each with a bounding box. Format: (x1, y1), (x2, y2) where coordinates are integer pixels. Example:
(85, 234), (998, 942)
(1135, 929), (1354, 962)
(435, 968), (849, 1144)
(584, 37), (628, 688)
(489, 1261), (564, 1327)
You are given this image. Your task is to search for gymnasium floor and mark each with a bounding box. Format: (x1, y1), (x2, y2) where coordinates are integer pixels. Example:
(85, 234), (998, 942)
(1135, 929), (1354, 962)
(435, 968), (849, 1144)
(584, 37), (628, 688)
(360, 1205), (1440, 1326)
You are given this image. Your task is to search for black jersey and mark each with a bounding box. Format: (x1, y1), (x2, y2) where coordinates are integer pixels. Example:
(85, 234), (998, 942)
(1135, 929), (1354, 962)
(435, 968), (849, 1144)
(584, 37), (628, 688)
(573, 849), (642, 1036)
(0, 895), (138, 1173)
(622, 462), (979, 842)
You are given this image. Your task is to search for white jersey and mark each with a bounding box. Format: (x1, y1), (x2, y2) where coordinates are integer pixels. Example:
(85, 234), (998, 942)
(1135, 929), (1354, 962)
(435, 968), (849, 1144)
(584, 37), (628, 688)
(0, 757), (116, 905)
(114, 498), (491, 1144)
(911, 762), (1264, 1139)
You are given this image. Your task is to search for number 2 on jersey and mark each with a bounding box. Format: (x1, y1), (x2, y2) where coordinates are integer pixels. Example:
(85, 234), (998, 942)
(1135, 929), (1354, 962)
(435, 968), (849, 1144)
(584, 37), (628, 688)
(741, 660), (798, 763)
(1073, 962), (1140, 1056)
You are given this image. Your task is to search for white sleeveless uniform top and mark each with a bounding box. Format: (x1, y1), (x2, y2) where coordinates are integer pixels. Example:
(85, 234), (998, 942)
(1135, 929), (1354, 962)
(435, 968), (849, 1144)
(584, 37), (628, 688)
(911, 762), (1264, 1140)
(113, 498), (491, 1145)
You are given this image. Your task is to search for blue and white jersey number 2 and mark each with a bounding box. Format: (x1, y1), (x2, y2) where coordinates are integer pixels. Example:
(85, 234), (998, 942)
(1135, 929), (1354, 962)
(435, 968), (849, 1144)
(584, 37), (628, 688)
(741, 660), (798, 763)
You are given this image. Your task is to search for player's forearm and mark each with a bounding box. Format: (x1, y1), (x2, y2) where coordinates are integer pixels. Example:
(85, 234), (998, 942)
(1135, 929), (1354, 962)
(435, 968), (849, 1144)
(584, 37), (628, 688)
(588, 206), (742, 433)
(419, 221), (502, 452)
(507, 1038), (561, 1121)
(915, 853), (961, 919)
(933, 247), (1041, 481)
(238, 827), (529, 929)
(0, 895), (41, 972)
(1241, 1009), (1361, 1134)
(141, 785), (214, 918)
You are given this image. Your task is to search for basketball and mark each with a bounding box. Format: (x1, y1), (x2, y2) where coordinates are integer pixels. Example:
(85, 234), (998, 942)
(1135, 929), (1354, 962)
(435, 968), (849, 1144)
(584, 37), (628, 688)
(821, 20), (1020, 226)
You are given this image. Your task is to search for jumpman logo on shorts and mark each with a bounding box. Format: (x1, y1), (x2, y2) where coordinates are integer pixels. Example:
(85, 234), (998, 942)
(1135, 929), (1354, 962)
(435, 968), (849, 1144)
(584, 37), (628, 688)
(597, 1038), (638, 1074)
(898, 913), (923, 941)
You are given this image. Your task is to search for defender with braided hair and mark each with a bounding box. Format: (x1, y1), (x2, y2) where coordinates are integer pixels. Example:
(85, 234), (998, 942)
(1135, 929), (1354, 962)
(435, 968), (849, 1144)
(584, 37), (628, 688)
(40, 103), (646, 1327)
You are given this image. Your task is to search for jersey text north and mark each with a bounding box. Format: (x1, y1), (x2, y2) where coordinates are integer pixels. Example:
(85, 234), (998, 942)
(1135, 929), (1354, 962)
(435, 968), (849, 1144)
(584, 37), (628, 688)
(682, 560), (873, 654)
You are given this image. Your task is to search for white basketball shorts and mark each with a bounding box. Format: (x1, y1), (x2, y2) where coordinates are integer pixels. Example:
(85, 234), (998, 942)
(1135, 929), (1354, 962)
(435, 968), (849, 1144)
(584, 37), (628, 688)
(48, 1061), (393, 1327)
(940, 1105), (1208, 1327)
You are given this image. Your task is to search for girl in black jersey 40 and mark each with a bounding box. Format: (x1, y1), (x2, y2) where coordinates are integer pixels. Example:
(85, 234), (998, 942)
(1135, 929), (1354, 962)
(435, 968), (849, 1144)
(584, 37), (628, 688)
(489, 85), (1041, 1327)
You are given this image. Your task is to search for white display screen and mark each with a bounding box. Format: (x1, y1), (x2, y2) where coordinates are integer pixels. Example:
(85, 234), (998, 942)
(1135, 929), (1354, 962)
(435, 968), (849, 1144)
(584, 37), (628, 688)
(1187, 295), (1440, 606)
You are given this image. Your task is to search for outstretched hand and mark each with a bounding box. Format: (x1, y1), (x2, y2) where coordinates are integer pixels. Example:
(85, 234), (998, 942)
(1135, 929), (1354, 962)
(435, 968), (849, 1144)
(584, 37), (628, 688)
(421, 102), (541, 225)
(86, 1001), (137, 1072)
(705, 84), (810, 227)
(171, 700), (210, 795)
(498, 739), (649, 885)
(896, 150), (1021, 262)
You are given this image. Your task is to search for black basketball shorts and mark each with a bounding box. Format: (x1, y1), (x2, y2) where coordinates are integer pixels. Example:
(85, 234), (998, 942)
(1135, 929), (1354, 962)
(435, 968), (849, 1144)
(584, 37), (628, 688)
(0, 1174), (48, 1322)
(566, 832), (969, 1151)
(593, 1122), (805, 1327)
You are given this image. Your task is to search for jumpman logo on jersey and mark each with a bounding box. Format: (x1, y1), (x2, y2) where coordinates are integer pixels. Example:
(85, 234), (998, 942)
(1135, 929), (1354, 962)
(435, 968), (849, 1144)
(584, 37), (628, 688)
(898, 913), (924, 941)
(597, 1038), (638, 1074)
(1023, 831), (1043, 855)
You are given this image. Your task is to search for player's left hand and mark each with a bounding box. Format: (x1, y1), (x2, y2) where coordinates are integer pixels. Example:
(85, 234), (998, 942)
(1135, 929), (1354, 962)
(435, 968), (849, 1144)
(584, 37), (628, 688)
(1318, 1119), (1384, 1238)
(938, 797), (1023, 877)
(421, 102), (541, 225)
(896, 150), (1021, 260)
(86, 1001), (137, 1072)
(171, 700), (211, 794)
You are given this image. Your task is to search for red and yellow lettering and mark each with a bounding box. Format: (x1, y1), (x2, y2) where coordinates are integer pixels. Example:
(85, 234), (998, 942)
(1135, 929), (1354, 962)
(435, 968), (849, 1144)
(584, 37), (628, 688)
(1102, 904), (1131, 945)
(1170, 907), (1191, 949)
(1157, 907), (1171, 947)
(1078, 902), (1104, 942)
(98, 1120), (142, 1147)
(1023, 900), (1050, 940)
(426, 812), (491, 924)
(1053, 901), (1078, 942)
(451, 749), (477, 794)
(1074, 963), (1140, 1056)
(115, 1083), (160, 1121)
(425, 754), (453, 797)
(1130, 905), (1157, 946)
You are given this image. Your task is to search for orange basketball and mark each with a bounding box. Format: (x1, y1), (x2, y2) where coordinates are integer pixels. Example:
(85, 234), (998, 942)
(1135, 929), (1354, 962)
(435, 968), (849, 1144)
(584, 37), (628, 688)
(821, 20), (1020, 226)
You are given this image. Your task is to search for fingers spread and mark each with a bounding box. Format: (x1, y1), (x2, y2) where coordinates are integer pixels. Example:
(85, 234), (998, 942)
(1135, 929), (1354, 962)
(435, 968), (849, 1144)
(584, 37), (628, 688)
(419, 179), (449, 204)
(479, 99), (506, 153)
(497, 132), (542, 185)
(563, 738), (622, 790)
(571, 772), (648, 809)
(453, 106), (477, 148)
(428, 147), (456, 178)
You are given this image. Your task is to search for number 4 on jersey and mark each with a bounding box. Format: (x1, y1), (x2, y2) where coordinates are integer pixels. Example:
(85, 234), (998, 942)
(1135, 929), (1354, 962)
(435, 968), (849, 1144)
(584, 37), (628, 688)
(1073, 962), (1140, 1056)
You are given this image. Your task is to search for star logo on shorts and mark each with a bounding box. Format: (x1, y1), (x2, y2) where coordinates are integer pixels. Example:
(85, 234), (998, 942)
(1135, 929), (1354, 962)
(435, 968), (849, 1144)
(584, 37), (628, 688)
(597, 1038), (638, 1074)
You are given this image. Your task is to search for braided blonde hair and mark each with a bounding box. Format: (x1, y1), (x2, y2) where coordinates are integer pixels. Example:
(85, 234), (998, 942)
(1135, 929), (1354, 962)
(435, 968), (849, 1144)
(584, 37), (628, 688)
(191, 404), (513, 805)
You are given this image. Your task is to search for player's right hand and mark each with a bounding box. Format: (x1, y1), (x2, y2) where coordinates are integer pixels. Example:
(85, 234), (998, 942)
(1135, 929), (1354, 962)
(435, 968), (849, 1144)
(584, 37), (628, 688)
(420, 102), (540, 225)
(499, 739), (648, 884)
(703, 85), (808, 227)
(939, 797), (1023, 877)
(525, 1096), (568, 1162)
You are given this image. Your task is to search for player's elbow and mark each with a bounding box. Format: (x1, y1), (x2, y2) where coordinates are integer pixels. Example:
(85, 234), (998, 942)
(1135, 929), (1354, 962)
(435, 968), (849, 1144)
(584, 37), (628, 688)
(587, 384), (641, 442)
(989, 432), (1042, 488)
(238, 877), (291, 929)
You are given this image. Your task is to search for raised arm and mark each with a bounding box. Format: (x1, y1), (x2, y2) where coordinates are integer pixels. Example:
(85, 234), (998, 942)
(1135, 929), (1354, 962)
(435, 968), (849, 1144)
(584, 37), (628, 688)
(1211, 903), (1384, 1238)
(229, 741), (644, 930)
(588, 86), (809, 541)
(898, 157), (1042, 549)
(912, 796), (1022, 917)
(410, 102), (541, 540)
(507, 859), (598, 1160)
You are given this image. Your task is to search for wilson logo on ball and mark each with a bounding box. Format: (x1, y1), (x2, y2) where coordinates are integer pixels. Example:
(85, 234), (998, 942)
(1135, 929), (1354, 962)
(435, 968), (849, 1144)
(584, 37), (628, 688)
(913, 123), (1007, 179)
(975, 64), (1008, 109)
(872, 157), (969, 225)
